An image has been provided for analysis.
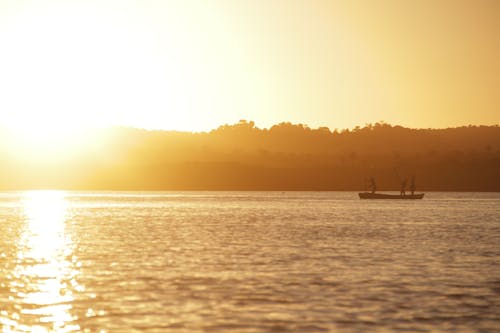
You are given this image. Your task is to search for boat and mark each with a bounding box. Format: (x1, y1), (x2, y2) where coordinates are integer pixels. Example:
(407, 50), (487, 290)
(358, 192), (424, 199)
(359, 175), (424, 199)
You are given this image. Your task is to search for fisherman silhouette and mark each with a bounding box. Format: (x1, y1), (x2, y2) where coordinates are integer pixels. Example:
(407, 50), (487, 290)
(369, 177), (377, 194)
(400, 178), (408, 196)
(409, 175), (416, 195)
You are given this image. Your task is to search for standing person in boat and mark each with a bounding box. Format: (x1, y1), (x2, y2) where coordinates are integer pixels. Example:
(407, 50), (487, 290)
(409, 175), (416, 196)
(400, 177), (407, 196)
(369, 177), (377, 194)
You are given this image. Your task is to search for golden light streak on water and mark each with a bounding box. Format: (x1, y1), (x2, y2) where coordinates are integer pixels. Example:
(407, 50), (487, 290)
(3, 191), (81, 333)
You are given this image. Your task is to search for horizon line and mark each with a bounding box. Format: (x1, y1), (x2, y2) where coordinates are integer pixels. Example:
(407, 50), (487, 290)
(1, 120), (499, 135)
(33, 121), (500, 134)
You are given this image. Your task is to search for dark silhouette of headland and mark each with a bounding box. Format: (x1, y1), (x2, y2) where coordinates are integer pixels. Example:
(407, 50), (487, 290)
(1, 121), (499, 191)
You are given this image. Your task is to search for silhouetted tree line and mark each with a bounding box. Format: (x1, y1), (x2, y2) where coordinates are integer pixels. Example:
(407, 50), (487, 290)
(1, 121), (499, 190)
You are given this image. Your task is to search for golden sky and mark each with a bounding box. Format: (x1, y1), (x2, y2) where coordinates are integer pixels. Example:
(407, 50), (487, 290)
(0, 0), (499, 133)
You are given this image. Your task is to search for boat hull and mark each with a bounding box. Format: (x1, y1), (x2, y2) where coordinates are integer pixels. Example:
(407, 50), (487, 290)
(359, 192), (424, 199)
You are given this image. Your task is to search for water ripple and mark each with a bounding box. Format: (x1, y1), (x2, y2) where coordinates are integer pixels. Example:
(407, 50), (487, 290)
(0, 191), (499, 332)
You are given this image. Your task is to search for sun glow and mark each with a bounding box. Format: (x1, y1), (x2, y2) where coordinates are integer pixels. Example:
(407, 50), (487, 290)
(0, 1), (179, 138)
(3, 123), (95, 163)
(0, 5), (117, 156)
(6, 119), (85, 145)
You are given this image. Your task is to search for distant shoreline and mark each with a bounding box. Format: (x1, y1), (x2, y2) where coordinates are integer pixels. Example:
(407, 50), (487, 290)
(2, 123), (499, 191)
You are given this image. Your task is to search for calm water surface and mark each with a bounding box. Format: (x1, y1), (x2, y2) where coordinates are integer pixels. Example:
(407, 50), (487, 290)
(0, 191), (499, 332)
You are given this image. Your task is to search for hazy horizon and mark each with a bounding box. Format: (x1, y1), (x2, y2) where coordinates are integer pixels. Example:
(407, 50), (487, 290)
(3, 118), (498, 134)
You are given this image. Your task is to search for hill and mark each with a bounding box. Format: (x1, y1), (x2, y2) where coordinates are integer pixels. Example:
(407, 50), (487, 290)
(1, 121), (499, 191)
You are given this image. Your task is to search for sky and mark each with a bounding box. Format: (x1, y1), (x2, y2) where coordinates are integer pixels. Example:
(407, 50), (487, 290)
(0, 0), (499, 133)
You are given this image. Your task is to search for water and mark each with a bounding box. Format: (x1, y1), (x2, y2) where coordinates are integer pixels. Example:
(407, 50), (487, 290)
(0, 191), (499, 332)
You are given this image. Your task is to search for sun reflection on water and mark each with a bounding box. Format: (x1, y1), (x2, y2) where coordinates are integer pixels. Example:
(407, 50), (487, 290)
(3, 191), (81, 333)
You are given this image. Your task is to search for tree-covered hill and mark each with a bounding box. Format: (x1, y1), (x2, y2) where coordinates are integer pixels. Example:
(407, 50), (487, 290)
(1, 121), (499, 190)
